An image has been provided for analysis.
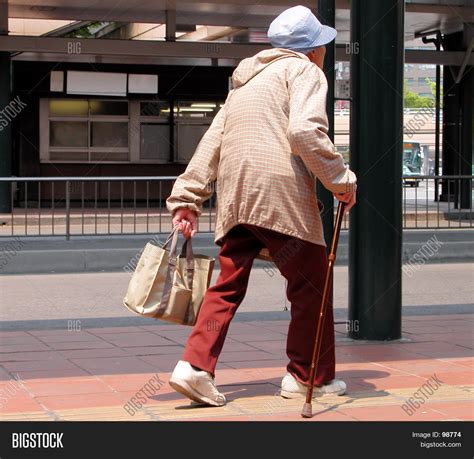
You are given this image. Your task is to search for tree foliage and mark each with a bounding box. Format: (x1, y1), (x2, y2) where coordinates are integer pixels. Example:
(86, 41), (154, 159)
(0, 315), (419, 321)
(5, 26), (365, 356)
(404, 82), (434, 108)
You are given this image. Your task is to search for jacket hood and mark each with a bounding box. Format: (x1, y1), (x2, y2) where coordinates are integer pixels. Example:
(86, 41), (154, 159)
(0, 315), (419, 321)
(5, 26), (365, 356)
(231, 48), (308, 89)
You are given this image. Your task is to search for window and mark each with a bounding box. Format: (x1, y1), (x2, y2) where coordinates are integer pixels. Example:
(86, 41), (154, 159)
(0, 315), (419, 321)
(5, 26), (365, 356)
(43, 99), (129, 163)
(50, 121), (88, 147)
(91, 122), (128, 147)
(49, 100), (88, 116)
(140, 125), (170, 161)
(174, 101), (223, 162)
(176, 101), (220, 119)
(40, 98), (221, 164)
(89, 100), (128, 116)
(139, 101), (171, 162)
(140, 101), (169, 117)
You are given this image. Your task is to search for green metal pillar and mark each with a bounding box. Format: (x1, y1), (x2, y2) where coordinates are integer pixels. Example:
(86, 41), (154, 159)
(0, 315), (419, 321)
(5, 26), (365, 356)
(441, 32), (462, 203)
(0, 0), (12, 213)
(459, 24), (473, 210)
(348, 0), (404, 340)
(316, 0), (336, 250)
(441, 28), (472, 209)
(459, 61), (473, 210)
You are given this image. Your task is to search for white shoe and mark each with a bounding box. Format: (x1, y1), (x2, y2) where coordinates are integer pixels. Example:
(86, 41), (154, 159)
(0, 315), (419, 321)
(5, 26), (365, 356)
(280, 372), (347, 399)
(169, 360), (226, 407)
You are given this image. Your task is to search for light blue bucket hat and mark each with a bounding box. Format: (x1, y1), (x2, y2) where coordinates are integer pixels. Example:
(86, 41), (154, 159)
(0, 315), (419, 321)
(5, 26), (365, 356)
(267, 5), (337, 54)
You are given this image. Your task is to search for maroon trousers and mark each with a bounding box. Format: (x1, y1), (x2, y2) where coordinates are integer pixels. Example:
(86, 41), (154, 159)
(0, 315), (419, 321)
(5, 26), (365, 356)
(182, 224), (336, 386)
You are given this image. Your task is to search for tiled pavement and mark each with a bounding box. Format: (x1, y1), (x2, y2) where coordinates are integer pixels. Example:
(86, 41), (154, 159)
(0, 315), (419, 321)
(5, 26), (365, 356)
(0, 314), (472, 421)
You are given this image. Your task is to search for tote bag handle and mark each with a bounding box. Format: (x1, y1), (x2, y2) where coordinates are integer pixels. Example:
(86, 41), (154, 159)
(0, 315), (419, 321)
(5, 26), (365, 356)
(159, 227), (195, 311)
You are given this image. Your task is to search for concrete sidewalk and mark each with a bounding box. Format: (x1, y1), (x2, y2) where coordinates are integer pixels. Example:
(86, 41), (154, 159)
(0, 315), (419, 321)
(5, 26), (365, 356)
(1, 263), (472, 324)
(1, 314), (472, 421)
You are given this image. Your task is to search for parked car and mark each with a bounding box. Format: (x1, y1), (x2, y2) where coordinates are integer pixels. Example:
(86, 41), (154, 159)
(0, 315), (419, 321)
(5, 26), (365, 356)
(403, 164), (421, 187)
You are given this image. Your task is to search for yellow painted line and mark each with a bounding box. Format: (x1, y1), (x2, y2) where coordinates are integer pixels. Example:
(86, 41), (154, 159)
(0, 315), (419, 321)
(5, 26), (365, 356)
(1, 412), (54, 421)
(55, 406), (155, 421)
(1, 385), (471, 421)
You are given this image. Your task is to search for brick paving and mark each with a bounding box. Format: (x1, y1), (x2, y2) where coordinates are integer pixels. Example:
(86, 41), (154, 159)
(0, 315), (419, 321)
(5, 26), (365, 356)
(0, 314), (472, 421)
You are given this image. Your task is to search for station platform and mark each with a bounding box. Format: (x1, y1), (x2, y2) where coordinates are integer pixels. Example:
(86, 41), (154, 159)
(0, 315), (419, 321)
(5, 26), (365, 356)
(1, 313), (472, 422)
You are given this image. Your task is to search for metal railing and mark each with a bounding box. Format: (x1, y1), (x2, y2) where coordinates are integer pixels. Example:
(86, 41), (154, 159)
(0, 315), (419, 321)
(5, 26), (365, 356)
(334, 108), (442, 118)
(400, 174), (473, 230)
(0, 177), (202, 239)
(0, 175), (472, 239)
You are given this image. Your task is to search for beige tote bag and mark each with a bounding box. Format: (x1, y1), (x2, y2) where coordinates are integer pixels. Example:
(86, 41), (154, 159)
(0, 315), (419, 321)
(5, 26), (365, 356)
(123, 228), (214, 326)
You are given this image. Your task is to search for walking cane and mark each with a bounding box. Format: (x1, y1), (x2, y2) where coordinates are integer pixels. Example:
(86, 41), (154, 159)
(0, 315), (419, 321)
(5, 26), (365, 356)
(301, 200), (346, 418)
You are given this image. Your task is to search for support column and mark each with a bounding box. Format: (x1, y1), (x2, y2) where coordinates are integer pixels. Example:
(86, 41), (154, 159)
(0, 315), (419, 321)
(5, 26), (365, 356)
(0, 0), (12, 212)
(316, 0), (336, 251)
(348, 0), (404, 340)
(165, 8), (176, 42)
(459, 24), (473, 210)
(459, 59), (473, 210)
(441, 28), (472, 210)
(441, 32), (462, 202)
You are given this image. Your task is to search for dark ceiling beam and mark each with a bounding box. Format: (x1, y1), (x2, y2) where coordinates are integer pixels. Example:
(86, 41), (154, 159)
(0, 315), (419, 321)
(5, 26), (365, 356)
(1, 35), (473, 66)
(0, 35), (266, 59)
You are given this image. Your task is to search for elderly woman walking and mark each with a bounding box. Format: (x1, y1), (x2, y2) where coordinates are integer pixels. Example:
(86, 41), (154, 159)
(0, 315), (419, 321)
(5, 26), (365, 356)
(166, 5), (357, 406)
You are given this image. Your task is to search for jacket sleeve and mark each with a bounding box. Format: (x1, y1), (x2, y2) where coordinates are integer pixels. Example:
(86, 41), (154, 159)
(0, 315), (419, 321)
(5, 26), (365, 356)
(287, 63), (357, 194)
(166, 100), (227, 217)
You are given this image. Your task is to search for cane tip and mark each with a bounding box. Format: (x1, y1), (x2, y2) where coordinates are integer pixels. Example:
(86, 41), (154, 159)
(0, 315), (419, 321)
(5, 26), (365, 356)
(301, 403), (313, 418)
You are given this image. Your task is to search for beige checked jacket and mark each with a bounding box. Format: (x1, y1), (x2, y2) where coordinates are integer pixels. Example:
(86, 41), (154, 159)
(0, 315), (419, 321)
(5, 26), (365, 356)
(166, 48), (357, 249)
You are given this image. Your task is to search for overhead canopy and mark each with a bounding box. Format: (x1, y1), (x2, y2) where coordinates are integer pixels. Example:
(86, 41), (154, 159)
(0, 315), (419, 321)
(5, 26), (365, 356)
(1, 0), (472, 66)
(5, 0), (473, 42)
